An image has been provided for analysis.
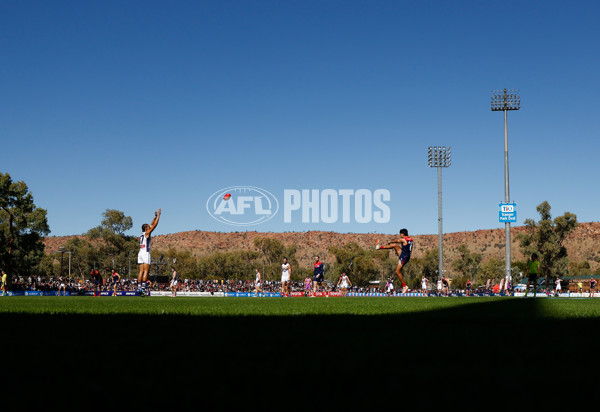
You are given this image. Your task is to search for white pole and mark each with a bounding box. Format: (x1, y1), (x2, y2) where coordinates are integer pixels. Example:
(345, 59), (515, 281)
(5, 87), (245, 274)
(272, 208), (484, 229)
(504, 106), (511, 289)
(438, 165), (443, 280)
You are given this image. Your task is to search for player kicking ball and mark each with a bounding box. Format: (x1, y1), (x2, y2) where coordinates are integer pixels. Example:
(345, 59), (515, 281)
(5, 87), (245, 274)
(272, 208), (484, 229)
(138, 208), (161, 297)
(376, 228), (414, 294)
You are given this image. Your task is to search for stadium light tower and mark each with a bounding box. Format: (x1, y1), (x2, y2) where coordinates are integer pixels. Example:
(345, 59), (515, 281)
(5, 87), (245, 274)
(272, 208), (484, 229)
(428, 146), (451, 281)
(491, 89), (520, 290)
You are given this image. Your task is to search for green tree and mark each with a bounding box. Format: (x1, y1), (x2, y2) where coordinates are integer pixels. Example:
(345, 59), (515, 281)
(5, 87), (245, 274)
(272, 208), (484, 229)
(62, 237), (101, 279)
(196, 250), (261, 281)
(517, 201), (578, 288)
(479, 257), (504, 286)
(568, 260), (591, 276)
(328, 242), (384, 287)
(0, 173), (50, 282)
(451, 244), (482, 279)
(86, 209), (137, 273)
(38, 254), (60, 277)
(152, 248), (199, 278)
(422, 248), (441, 279)
(253, 237), (299, 281)
(254, 238), (285, 266)
(512, 260), (528, 279)
(395, 248), (441, 289)
(87, 209), (134, 252)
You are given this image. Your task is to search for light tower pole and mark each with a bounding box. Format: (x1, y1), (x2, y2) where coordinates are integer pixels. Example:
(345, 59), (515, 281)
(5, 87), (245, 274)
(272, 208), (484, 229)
(57, 247), (65, 278)
(428, 146), (451, 281)
(66, 251), (71, 278)
(491, 89), (520, 289)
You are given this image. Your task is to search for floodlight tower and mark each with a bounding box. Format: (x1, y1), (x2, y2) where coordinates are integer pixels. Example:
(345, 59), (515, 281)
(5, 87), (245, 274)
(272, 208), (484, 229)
(491, 89), (520, 289)
(428, 146), (451, 281)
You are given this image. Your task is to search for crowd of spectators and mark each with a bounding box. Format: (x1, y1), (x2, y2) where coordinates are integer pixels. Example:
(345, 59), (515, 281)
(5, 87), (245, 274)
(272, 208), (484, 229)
(9, 275), (372, 294)
(7, 274), (518, 296)
(10, 275), (140, 294)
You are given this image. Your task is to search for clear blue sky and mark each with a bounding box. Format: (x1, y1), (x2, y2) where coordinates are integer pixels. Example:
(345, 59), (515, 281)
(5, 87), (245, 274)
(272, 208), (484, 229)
(2, 0), (599, 237)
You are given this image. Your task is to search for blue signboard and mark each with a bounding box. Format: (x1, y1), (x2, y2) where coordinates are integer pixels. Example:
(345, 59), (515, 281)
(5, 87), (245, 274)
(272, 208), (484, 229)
(499, 203), (517, 223)
(224, 292), (281, 297)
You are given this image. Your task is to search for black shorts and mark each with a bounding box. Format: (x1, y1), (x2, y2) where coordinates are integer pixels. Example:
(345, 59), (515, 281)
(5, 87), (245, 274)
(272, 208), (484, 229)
(527, 274), (538, 282)
(313, 274), (324, 283)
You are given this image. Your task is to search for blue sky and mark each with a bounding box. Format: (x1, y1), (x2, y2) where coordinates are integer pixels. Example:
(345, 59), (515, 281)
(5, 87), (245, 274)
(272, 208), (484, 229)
(2, 0), (599, 237)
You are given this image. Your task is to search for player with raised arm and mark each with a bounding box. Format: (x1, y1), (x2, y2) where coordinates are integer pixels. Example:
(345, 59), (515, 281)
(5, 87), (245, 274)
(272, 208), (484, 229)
(138, 208), (161, 297)
(376, 229), (413, 294)
(421, 275), (429, 296)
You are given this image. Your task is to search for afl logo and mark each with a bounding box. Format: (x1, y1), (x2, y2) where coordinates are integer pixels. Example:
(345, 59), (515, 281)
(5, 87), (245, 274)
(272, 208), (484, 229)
(206, 186), (279, 226)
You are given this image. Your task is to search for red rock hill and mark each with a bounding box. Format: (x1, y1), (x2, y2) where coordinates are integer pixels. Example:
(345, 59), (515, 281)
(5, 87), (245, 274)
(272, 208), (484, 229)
(43, 222), (600, 271)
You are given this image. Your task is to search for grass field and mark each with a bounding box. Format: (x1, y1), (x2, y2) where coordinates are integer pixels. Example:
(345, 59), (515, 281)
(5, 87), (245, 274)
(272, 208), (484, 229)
(3, 296), (599, 408)
(4, 295), (600, 317)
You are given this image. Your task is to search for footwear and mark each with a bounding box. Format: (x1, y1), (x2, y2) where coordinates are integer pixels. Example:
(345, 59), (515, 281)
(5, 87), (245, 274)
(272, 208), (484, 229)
(375, 240), (381, 250)
(402, 286), (408, 294)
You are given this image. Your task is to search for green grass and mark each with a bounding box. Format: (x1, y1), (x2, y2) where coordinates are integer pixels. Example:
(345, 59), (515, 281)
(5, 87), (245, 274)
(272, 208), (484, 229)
(4, 295), (600, 318)
(2, 296), (599, 408)
(3, 296), (493, 315)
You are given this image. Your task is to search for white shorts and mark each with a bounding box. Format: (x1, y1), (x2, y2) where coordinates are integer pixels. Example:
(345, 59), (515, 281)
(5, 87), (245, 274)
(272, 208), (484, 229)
(281, 273), (290, 282)
(340, 282), (348, 289)
(138, 251), (151, 265)
(171, 281), (178, 287)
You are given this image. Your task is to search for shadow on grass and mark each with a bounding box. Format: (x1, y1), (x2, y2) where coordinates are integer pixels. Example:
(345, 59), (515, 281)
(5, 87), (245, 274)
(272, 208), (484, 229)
(3, 298), (597, 409)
